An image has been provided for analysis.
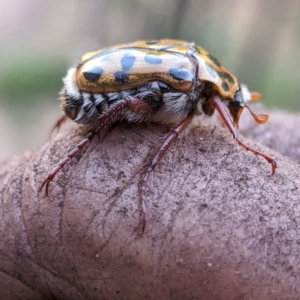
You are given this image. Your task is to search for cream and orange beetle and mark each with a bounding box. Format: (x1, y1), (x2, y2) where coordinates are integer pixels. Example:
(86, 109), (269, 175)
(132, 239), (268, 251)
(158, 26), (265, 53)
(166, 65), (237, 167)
(41, 39), (277, 231)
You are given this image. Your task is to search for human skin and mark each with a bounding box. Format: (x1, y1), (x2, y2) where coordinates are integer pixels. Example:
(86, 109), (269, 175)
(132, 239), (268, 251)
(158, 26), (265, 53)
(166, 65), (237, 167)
(0, 109), (300, 300)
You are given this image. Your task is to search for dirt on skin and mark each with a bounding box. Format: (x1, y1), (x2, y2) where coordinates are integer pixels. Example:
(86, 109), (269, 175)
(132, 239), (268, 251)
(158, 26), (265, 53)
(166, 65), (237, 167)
(0, 107), (300, 300)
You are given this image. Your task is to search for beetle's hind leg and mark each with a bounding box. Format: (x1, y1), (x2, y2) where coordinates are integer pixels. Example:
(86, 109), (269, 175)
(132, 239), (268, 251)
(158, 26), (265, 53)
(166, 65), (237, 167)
(138, 114), (193, 234)
(40, 96), (153, 196)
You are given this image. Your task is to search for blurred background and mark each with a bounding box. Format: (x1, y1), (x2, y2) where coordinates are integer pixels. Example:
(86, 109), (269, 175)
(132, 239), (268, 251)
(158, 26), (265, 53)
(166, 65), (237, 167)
(0, 0), (299, 161)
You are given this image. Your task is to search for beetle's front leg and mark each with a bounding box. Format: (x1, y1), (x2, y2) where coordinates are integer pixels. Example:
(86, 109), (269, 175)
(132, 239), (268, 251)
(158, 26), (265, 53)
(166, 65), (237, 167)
(40, 96), (152, 196)
(212, 96), (277, 174)
(50, 115), (68, 136)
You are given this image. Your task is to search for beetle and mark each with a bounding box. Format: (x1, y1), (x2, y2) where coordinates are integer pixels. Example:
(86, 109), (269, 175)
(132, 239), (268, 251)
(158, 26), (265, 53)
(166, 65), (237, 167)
(41, 39), (277, 232)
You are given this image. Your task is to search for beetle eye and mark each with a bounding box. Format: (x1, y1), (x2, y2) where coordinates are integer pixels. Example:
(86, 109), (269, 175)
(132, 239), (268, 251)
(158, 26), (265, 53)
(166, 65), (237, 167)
(234, 89), (243, 104)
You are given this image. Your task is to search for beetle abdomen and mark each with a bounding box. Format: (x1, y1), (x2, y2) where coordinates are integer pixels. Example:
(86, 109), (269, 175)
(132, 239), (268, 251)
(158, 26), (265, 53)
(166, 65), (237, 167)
(61, 77), (200, 125)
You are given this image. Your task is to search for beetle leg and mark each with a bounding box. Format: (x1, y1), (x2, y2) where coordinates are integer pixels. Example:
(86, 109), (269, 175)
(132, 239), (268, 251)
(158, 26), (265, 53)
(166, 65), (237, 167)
(212, 96), (277, 174)
(50, 115), (68, 136)
(40, 96), (152, 196)
(139, 114), (193, 233)
(40, 131), (95, 196)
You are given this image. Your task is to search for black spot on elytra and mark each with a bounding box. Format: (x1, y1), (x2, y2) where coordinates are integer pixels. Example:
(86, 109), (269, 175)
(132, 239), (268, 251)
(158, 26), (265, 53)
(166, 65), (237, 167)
(221, 81), (229, 91)
(207, 54), (221, 67)
(83, 66), (103, 82)
(169, 67), (193, 81)
(144, 53), (162, 65)
(218, 71), (234, 84)
(114, 71), (129, 83)
(121, 53), (136, 72)
(205, 63), (217, 78)
(222, 72), (235, 84)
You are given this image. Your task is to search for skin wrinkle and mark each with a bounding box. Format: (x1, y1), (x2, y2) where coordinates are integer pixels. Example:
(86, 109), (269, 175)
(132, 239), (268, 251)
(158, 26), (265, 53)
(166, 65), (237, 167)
(43, 268), (87, 300)
(18, 165), (41, 266)
(61, 139), (139, 245)
(148, 139), (201, 261)
(57, 190), (65, 250)
(13, 191), (67, 296)
(2, 108), (300, 299)
(101, 195), (122, 242)
(205, 150), (232, 188)
(0, 167), (9, 220)
(0, 269), (44, 299)
(39, 210), (65, 293)
(100, 175), (138, 222)
(57, 242), (85, 298)
(91, 160), (130, 240)
(38, 150), (85, 297)
(76, 191), (105, 246)
(14, 174), (41, 279)
(59, 188), (78, 286)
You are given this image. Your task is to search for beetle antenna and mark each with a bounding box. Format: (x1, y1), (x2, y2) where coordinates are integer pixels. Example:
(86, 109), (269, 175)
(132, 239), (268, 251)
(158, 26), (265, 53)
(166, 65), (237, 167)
(250, 92), (261, 101)
(244, 105), (268, 124)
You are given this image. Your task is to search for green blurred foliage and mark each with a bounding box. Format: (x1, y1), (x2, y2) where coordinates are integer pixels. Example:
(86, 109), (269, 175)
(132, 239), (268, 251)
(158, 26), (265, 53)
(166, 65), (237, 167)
(0, 0), (299, 111)
(0, 0), (299, 160)
(0, 54), (66, 107)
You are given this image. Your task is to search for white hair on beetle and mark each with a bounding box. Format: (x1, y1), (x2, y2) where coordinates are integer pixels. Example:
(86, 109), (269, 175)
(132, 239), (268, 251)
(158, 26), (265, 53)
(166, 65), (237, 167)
(239, 84), (252, 104)
(63, 68), (81, 100)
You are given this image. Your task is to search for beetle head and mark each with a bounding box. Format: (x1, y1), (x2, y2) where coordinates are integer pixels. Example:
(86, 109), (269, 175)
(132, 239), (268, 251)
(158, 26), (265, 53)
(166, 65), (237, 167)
(227, 84), (268, 128)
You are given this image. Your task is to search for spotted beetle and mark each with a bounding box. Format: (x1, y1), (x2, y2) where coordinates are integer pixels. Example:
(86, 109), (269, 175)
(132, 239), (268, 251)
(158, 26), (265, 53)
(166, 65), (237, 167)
(41, 39), (277, 232)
